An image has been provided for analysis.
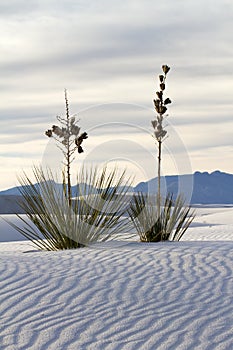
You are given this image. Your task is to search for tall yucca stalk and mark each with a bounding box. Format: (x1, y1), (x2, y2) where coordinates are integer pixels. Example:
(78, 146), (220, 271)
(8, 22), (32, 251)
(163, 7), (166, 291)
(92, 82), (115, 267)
(7, 165), (133, 250)
(151, 65), (171, 216)
(128, 65), (195, 242)
(45, 90), (88, 206)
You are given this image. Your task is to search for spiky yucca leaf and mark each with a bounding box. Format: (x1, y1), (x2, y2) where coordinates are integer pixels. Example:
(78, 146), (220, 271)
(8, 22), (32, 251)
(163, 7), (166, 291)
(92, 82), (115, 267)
(128, 193), (195, 242)
(70, 165), (134, 245)
(7, 166), (133, 250)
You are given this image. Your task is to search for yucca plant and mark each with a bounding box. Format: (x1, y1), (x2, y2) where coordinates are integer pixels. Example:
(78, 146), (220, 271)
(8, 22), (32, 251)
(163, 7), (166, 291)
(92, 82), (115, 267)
(131, 64), (195, 242)
(7, 165), (133, 250)
(151, 65), (171, 217)
(128, 192), (195, 242)
(45, 89), (88, 206)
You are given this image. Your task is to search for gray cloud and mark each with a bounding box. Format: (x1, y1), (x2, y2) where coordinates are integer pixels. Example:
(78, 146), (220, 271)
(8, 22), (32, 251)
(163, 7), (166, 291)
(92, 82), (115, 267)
(1, 0), (233, 189)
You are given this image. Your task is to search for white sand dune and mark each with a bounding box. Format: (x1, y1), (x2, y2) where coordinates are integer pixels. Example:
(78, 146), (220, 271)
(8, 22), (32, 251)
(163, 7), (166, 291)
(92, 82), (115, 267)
(0, 206), (233, 349)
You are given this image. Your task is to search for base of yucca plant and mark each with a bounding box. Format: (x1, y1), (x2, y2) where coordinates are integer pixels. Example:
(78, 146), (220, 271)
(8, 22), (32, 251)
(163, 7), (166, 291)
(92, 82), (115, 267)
(129, 192), (195, 243)
(140, 233), (171, 243)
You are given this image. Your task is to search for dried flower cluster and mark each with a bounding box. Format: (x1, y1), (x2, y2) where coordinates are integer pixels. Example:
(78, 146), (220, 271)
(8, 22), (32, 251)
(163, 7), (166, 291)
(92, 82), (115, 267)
(151, 65), (172, 217)
(45, 90), (88, 206)
(151, 65), (171, 141)
(45, 116), (88, 154)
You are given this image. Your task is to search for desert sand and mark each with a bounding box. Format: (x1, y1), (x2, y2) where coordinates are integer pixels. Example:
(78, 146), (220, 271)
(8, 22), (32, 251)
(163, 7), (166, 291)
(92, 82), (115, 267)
(0, 206), (233, 349)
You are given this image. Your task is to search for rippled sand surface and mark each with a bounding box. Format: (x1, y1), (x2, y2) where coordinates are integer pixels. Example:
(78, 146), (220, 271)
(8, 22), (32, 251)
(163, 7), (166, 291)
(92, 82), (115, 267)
(0, 206), (233, 349)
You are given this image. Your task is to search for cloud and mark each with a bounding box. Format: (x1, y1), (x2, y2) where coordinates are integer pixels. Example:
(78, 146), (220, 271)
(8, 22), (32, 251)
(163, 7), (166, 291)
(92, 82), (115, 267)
(0, 0), (233, 189)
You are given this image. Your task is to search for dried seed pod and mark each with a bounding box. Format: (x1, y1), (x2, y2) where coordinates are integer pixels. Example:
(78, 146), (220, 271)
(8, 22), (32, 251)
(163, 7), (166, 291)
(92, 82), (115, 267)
(151, 120), (157, 129)
(156, 91), (163, 99)
(154, 130), (161, 139)
(78, 146), (84, 153)
(157, 116), (163, 123)
(52, 125), (64, 137)
(75, 132), (88, 148)
(155, 129), (167, 139)
(70, 116), (75, 124)
(159, 75), (164, 83)
(158, 106), (167, 114)
(164, 98), (172, 105)
(161, 130), (167, 138)
(71, 124), (80, 136)
(153, 99), (160, 108)
(160, 83), (165, 91)
(80, 132), (88, 140)
(162, 65), (170, 74)
(45, 130), (52, 137)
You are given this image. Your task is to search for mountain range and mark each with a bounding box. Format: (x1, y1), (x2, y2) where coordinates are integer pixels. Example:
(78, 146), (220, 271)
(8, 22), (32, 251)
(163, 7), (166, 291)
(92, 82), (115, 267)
(0, 170), (232, 213)
(135, 170), (233, 204)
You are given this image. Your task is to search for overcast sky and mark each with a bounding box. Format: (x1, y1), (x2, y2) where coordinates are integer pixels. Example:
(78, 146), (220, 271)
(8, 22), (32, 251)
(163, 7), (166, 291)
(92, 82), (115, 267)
(0, 0), (233, 190)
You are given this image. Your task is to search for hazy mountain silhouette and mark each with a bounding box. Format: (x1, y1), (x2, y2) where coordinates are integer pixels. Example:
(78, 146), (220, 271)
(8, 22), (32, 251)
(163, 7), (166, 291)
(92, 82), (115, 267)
(135, 170), (233, 204)
(0, 170), (232, 213)
(0, 182), (96, 214)
(0, 182), (95, 197)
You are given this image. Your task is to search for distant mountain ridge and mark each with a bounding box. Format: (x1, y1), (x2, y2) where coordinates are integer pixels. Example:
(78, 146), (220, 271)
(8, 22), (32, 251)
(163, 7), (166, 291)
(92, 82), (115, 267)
(0, 182), (95, 197)
(0, 170), (232, 213)
(135, 170), (233, 204)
